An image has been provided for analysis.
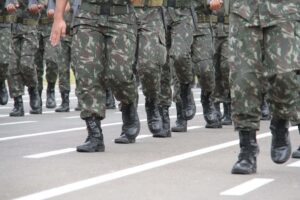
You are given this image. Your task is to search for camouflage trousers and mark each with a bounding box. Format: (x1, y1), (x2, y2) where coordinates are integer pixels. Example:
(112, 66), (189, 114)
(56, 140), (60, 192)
(35, 24), (59, 92)
(213, 35), (230, 103)
(135, 8), (167, 102)
(192, 23), (215, 93)
(8, 24), (39, 98)
(165, 7), (194, 85)
(0, 25), (12, 82)
(229, 15), (300, 131)
(72, 12), (137, 119)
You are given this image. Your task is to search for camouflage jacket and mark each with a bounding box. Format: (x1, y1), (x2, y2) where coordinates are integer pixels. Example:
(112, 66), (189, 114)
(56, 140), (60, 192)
(231, 0), (300, 27)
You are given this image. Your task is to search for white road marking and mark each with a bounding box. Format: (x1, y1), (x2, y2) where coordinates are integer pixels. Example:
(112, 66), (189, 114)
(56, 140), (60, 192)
(13, 137), (246, 200)
(287, 160), (300, 167)
(0, 106), (11, 110)
(188, 126), (204, 130)
(0, 121), (37, 126)
(24, 148), (76, 159)
(220, 178), (274, 196)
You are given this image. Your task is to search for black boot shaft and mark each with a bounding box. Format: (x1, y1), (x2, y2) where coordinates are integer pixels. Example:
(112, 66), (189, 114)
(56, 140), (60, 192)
(121, 102), (140, 139)
(270, 118), (291, 164)
(55, 92), (70, 112)
(77, 117), (105, 152)
(28, 87), (42, 114)
(261, 95), (271, 120)
(0, 81), (8, 105)
(9, 96), (24, 117)
(145, 98), (162, 134)
(171, 103), (187, 132)
(222, 102), (232, 125)
(106, 89), (116, 109)
(232, 130), (258, 174)
(180, 83), (196, 120)
(46, 82), (56, 108)
(155, 105), (171, 137)
(201, 91), (221, 128)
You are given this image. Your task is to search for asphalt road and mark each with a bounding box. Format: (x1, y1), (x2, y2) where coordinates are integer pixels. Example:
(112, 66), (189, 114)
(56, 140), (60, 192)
(0, 87), (299, 200)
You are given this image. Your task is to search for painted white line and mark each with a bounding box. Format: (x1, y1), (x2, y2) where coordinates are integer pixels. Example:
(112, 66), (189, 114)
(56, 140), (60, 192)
(0, 121), (37, 126)
(188, 126), (204, 130)
(220, 178), (274, 196)
(0, 111), (55, 118)
(287, 160), (300, 167)
(24, 148), (76, 159)
(0, 106), (11, 110)
(13, 137), (244, 200)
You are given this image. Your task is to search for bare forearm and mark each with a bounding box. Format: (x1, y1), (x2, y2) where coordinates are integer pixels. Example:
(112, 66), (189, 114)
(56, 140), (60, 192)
(54, 0), (68, 20)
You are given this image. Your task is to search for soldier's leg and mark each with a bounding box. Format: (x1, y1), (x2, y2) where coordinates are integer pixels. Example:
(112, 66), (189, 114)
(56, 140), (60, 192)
(21, 30), (42, 114)
(35, 33), (44, 103)
(45, 60), (58, 108)
(0, 64), (9, 105)
(170, 12), (195, 120)
(8, 34), (25, 117)
(229, 15), (261, 174)
(56, 39), (71, 112)
(265, 21), (300, 164)
(72, 26), (106, 152)
(106, 14), (140, 143)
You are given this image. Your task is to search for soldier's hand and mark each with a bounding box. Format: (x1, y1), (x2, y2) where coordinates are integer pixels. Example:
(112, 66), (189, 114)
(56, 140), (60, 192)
(38, 3), (45, 11)
(6, 3), (17, 13)
(50, 18), (66, 46)
(28, 4), (40, 14)
(65, 2), (70, 12)
(47, 9), (55, 18)
(210, 0), (223, 10)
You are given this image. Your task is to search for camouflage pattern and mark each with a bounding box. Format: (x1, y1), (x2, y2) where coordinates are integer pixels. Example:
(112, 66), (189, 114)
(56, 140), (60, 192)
(192, 1), (215, 94)
(212, 7), (230, 103)
(164, 7), (194, 85)
(71, 0), (137, 119)
(0, 1), (15, 82)
(229, 1), (300, 131)
(35, 9), (59, 92)
(7, 0), (41, 98)
(134, 7), (167, 103)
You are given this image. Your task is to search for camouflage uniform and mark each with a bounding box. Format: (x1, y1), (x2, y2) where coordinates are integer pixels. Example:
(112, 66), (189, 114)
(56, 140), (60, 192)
(133, 1), (170, 137)
(0, 0), (16, 105)
(8, 0), (43, 115)
(230, 0), (300, 174)
(72, 0), (140, 151)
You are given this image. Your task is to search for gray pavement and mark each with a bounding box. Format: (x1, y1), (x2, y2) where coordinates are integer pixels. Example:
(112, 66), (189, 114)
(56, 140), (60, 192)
(0, 87), (300, 200)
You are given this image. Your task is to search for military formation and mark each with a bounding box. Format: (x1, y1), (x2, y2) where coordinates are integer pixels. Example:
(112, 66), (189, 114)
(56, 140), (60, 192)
(1, 0), (300, 175)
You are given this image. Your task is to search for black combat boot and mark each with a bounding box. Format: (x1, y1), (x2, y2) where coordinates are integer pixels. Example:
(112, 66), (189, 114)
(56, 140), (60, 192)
(115, 102), (140, 144)
(46, 82), (56, 108)
(292, 125), (300, 158)
(261, 95), (271, 120)
(154, 105), (171, 138)
(38, 90), (43, 106)
(214, 102), (222, 120)
(106, 89), (116, 109)
(171, 102), (187, 132)
(201, 91), (222, 128)
(180, 83), (196, 120)
(270, 117), (291, 164)
(145, 98), (162, 134)
(28, 87), (42, 114)
(222, 102), (232, 125)
(55, 92), (70, 112)
(0, 81), (8, 105)
(9, 96), (24, 117)
(232, 130), (259, 174)
(76, 117), (105, 152)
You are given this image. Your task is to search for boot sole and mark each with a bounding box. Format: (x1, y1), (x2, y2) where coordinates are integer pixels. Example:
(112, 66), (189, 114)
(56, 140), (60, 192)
(231, 168), (256, 174)
(114, 138), (136, 144)
(76, 146), (105, 152)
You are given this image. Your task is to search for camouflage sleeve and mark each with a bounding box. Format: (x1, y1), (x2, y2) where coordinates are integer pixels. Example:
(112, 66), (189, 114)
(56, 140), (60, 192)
(38, 0), (48, 5)
(47, 0), (55, 10)
(5, 0), (15, 6)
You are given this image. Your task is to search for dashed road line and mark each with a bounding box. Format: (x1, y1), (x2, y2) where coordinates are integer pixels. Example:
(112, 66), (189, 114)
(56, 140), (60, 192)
(287, 160), (300, 167)
(220, 178), (274, 196)
(0, 121), (37, 126)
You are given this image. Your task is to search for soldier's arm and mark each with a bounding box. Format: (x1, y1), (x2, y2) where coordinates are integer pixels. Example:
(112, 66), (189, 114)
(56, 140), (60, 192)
(50, 0), (68, 46)
(28, 0), (40, 13)
(5, 0), (17, 13)
(47, 0), (55, 17)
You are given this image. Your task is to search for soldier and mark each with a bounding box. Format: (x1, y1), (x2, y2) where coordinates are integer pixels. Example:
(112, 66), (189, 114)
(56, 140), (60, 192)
(35, 0), (60, 109)
(8, 0), (43, 117)
(106, 88), (116, 109)
(193, 0), (221, 128)
(163, 0), (196, 124)
(131, 0), (169, 139)
(217, 0), (300, 174)
(0, 0), (17, 106)
(51, 0), (140, 151)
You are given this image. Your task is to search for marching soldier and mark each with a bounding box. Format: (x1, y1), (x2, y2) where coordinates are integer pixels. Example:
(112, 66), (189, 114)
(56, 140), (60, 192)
(0, 0), (17, 106)
(8, 0), (44, 116)
(51, 0), (140, 152)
